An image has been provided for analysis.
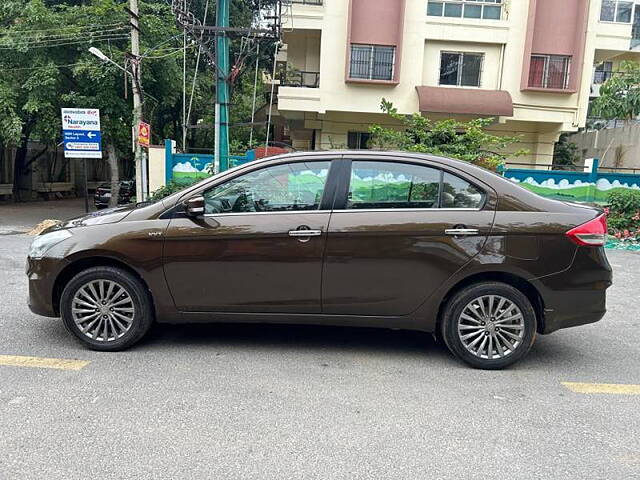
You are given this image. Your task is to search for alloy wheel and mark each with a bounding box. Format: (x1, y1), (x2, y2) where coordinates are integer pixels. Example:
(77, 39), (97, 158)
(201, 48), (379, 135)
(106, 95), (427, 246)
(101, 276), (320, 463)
(457, 295), (525, 360)
(71, 280), (135, 342)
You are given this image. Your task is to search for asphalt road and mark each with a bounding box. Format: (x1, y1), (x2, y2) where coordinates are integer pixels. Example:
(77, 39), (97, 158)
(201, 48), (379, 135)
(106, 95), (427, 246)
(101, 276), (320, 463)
(1, 200), (639, 480)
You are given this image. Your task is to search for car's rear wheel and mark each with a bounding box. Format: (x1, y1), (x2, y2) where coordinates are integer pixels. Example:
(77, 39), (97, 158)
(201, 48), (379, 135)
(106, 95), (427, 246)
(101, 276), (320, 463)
(441, 282), (537, 369)
(60, 266), (154, 351)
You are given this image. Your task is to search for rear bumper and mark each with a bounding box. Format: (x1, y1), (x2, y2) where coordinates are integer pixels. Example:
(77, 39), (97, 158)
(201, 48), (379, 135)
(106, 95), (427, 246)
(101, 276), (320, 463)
(540, 288), (608, 334)
(535, 246), (612, 334)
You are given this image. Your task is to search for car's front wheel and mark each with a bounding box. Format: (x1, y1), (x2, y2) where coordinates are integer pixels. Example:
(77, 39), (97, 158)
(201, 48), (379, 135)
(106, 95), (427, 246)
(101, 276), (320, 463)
(441, 282), (537, 369)
(60, 266), (154, 351)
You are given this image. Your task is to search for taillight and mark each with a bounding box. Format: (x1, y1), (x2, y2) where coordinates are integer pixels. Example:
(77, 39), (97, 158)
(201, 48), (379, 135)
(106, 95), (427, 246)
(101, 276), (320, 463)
(566, 213), (607, 246)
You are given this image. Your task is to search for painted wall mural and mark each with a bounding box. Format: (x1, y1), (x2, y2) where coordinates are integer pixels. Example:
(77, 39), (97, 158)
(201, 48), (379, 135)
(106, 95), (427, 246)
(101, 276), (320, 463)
(502, 160), (640, 204)
(164, 140), (255, 185)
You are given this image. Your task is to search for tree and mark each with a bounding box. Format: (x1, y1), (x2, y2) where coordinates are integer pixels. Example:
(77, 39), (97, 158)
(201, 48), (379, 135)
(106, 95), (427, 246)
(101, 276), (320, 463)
(591, 60), (640, 123)
(0, 0), (270, 201)
(369, 99), (526, 171)
(552, 133), (580, 168)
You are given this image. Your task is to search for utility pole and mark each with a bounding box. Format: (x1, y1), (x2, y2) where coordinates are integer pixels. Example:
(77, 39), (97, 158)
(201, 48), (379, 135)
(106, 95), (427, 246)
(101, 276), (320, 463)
(129, 0), (145, 201)
(172, 0), (282, 172)
(214, 0), (230, 173)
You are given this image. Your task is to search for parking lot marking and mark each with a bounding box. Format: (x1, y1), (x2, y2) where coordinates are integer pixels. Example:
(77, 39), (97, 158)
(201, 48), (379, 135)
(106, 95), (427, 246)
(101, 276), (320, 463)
(0, 354), (89, 371)
(562, 382), (640, 395)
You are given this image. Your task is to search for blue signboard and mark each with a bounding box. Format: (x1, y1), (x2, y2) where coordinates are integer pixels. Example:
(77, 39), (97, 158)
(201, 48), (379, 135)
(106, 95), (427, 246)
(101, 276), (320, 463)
(61, 108), (102, 158)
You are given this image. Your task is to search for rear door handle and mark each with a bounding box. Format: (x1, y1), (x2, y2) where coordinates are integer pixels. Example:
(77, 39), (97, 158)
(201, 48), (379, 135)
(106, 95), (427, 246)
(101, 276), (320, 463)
(288, 230), (322, 237)
(445, 228), (479, 236)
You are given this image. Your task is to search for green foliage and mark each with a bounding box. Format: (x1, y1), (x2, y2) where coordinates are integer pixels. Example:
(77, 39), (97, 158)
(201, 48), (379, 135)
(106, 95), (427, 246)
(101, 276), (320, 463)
(554, 135), (578, 165)
(606, 189), (640, 236)
(150, 178), (201, 201)
(0, 0), (267, 175)
(591, 61), (640, 121)
(553, 133), (580, 167)
(369, 99), (526, 171)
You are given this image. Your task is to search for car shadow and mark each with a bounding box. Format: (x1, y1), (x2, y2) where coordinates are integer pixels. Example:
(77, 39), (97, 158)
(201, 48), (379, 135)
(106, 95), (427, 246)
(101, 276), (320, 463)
(140, 321), (451, 361)
(38, 316), (586, 371)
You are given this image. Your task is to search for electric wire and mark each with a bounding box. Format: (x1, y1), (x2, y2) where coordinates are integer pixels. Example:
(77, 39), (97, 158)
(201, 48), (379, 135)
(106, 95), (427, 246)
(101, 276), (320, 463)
(186, 0), (210, 133)
(0, 34), (130, 50)
(0, 22), (127, 35)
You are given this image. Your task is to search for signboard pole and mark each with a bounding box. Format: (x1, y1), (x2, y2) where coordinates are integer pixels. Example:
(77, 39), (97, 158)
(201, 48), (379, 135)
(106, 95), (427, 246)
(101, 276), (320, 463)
(82, 158), (89, 213)
(61, 108), (102, 210)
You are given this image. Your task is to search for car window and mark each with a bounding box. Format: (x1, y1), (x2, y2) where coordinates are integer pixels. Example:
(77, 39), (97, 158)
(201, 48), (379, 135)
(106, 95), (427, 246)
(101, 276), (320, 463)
(441, 172), (485, 208)
(203, 161), (330, 214)
(346, 161), (441, 209)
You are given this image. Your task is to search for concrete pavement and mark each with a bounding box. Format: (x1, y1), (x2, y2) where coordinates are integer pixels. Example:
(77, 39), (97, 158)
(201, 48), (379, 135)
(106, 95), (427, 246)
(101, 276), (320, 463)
(0, 202), (639, 479)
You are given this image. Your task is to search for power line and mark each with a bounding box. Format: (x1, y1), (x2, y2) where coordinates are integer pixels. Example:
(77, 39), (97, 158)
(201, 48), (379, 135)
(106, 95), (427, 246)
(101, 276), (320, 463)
(0, 27), (130, 43)
(0, 30), (130, 48)
(0, 62), (86, 71)
(145, 46), (197, 59)
(0, 22), (127, 36)
(0, 34), (130, 50)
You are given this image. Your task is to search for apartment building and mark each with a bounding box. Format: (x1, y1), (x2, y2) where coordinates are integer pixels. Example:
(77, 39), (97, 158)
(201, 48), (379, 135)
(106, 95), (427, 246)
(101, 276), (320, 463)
(272, 0), (640, 165)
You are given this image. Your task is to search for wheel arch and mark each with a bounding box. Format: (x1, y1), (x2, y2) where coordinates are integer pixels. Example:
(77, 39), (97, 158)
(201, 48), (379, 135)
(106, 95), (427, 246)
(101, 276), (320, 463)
(52, 256), (154, 317)
(435, 271), (546, 334)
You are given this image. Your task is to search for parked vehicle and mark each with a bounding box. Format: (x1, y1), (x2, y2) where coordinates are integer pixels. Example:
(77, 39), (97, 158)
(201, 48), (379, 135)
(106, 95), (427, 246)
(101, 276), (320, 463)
(94, 180), (135, 209)
(27, 152), (612, 369)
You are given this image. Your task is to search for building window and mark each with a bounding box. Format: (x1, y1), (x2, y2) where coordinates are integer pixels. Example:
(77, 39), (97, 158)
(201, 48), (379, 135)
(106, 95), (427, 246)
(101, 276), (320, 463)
(528, 55), (571, 89)
(593, 62), (613, 84)
(427, 0), (502, 20)
(347, 132), (371, 150)
(600, 0), (634, 23)
(439, 52), (483, 87)
(349, 44), (396, 81)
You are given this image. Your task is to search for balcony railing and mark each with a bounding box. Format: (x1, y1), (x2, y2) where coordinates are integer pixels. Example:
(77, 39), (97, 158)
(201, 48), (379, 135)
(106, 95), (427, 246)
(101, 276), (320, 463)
(279, 70), (320, 88)
(593, 70), (615, 84)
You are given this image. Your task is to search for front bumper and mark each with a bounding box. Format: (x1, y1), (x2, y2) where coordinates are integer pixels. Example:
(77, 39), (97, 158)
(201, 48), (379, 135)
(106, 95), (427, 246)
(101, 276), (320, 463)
(26, 256), (66, 318)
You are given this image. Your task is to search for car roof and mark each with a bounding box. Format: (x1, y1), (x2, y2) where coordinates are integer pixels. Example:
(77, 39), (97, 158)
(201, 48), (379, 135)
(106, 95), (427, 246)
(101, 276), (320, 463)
(263, 150), (496, 181)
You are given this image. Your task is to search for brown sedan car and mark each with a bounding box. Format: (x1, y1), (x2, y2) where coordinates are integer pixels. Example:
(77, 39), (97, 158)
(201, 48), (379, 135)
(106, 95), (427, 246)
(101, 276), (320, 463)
(27, 152), (612, 369)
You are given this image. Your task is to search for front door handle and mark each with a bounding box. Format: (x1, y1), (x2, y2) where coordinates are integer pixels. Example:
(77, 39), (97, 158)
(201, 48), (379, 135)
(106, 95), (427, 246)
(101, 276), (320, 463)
(288, 229), (322, 237)
(445, 228), (479, 236)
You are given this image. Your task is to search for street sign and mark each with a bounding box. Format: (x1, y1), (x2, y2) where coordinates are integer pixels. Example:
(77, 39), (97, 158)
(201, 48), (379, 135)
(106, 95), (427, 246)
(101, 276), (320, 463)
(138, 121), (150, 147)
(61, 108), (102, 159)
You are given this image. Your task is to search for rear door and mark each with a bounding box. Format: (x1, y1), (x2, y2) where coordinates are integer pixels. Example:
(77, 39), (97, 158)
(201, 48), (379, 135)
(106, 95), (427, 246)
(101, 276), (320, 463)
(322, 157), (496, 316)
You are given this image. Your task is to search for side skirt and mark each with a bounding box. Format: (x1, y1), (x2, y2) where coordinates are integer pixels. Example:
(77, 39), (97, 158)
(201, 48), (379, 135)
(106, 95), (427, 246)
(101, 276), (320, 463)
(156, 311), (432, 332)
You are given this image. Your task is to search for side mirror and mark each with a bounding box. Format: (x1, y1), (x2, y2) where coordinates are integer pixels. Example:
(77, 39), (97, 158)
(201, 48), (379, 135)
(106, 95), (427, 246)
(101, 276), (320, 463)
(184, 195), (205, 217)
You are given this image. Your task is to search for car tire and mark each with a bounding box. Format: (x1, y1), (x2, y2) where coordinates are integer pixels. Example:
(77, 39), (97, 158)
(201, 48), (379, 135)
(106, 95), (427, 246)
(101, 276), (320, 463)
(60, 266), (154, 351)
(441, 282), (537, 370)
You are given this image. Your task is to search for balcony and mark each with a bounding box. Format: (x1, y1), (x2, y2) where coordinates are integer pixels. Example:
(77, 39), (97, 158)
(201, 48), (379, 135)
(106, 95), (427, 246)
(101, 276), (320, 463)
(279, 70), (320, 88)
(288, 0), (323, 29)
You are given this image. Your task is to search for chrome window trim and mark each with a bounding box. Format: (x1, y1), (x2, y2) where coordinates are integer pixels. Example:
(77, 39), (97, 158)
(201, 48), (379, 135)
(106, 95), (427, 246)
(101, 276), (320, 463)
(333, 207), (482, 213)
(203, 210), (332, 218)
(200, 207), (481, 218)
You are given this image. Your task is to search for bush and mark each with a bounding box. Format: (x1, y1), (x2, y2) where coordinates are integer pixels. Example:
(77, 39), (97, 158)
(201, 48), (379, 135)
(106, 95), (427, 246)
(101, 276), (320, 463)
(606, 189), (640, 239)
(150, 179), (201, 201)
(368, 99), (528, 172)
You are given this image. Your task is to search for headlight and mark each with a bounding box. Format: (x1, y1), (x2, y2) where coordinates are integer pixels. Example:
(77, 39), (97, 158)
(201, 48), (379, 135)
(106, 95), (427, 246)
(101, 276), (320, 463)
(29, 230), (73, 259)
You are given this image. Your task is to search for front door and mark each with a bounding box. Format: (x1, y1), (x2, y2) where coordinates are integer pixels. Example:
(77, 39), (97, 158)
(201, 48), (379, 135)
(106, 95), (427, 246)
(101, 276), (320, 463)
(322, 158), (496, 316)
(163, 159), (333, 313)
